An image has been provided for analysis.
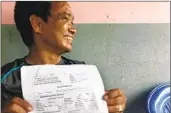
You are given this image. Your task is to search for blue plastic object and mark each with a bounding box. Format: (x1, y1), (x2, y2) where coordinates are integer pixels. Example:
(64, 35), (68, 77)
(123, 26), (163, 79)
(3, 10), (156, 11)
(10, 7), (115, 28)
(147, 83), (170, 113)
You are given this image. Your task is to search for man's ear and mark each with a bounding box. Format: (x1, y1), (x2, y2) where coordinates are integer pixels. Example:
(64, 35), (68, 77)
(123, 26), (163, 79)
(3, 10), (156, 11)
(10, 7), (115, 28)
(29, 14), (43, 34)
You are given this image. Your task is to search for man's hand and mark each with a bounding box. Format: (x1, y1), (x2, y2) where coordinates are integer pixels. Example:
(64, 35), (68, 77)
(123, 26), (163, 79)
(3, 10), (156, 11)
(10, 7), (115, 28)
(2, 97), (33, 113)
(104, 89), (127, 113)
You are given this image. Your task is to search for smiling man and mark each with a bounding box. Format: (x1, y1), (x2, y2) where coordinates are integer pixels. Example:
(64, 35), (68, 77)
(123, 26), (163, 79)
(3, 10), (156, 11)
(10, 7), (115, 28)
(1, 1), (127, 113)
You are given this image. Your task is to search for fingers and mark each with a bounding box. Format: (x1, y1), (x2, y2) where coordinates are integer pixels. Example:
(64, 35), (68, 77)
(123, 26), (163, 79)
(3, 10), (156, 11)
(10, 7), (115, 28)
(2, 97), (33, 113)
(7, 103), (27, 113)
(104, 89), (127, 102)
(104, 89), (127, 113)
(104, 89), (124, 99)
(108, 104), (125, 113)
(106, 96), (125, 106)
(12, 97), (32, 111)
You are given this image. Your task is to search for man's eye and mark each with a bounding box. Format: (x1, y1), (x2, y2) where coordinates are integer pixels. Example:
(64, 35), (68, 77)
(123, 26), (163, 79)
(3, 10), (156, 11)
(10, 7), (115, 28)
(62, 17), (68, 20)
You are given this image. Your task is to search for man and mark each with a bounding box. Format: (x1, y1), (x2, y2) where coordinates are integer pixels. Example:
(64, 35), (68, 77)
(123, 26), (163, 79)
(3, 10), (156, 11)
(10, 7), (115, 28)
(1, 1), (127, 113)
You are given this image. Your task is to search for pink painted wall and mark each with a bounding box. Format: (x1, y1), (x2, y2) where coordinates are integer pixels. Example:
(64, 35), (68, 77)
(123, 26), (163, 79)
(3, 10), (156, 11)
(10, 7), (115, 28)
(1, 2), (170, 24)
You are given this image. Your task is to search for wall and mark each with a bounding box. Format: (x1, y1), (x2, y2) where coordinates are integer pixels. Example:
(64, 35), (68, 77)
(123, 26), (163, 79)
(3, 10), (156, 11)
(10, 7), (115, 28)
(1, 2), (170, 24)
(1, 2), (170, 113)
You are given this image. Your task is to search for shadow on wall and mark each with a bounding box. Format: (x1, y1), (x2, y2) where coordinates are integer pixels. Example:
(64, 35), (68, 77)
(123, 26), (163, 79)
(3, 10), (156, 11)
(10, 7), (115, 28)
(124, 87), (154, 113)
(1, 25), (28, 66)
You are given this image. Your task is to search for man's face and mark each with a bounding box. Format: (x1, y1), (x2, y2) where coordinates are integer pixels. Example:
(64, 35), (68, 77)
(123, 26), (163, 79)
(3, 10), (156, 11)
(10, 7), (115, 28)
(40, 2), (76, 54)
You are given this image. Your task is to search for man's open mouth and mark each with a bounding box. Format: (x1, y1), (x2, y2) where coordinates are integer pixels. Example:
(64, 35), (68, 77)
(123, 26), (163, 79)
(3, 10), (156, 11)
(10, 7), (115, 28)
(65, 36), (73, 41)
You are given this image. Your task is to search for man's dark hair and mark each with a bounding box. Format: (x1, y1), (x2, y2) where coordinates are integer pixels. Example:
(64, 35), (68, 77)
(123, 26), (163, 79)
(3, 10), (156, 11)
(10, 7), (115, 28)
(14, 1), (51, 47)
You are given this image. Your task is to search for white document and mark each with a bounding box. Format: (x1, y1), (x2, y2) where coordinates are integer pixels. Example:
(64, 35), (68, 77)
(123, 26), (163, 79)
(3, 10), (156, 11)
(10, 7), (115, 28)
(21, 65), (108, 113)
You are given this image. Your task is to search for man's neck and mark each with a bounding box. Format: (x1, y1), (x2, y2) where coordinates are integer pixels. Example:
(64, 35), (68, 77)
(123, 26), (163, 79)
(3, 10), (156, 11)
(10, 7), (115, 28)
(25, 45), (62, 65)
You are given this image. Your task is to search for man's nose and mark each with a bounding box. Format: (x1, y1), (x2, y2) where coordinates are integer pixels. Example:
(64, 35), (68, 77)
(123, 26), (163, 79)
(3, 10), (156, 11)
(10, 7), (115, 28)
(69, 26), (77, 36)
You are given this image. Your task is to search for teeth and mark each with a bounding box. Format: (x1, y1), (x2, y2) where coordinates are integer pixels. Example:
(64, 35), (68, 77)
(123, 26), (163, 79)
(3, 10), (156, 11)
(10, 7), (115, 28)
(66, 37), (73, 41)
